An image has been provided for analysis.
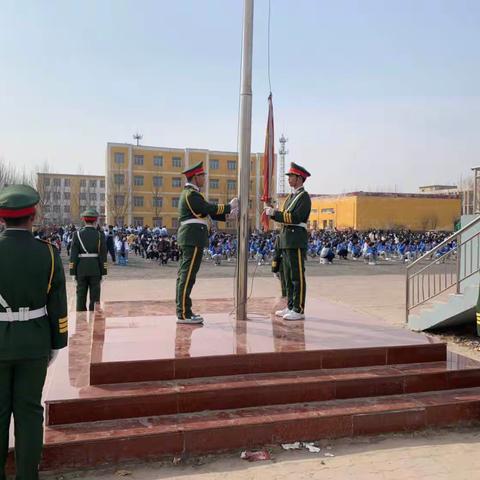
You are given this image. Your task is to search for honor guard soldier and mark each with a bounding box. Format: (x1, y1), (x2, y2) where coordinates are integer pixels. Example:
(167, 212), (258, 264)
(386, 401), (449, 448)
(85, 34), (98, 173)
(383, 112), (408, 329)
(69, 208), (107, 312)
(264, 162), (312, 320)
(176, 161), (238, 324)
(0, 184), (68, 480)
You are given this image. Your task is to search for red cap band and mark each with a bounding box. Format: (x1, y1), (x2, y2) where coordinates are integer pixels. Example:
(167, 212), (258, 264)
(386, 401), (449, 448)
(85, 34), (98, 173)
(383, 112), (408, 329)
(288, 167), (308, 178)
(0, 206), (36, 218)
(82, 216), (98, 222)
(185, 166), (205, 178)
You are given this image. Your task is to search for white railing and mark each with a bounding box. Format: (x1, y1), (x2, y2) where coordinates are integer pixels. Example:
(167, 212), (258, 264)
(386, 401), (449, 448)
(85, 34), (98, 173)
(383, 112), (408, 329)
(406, 216), (480, 322)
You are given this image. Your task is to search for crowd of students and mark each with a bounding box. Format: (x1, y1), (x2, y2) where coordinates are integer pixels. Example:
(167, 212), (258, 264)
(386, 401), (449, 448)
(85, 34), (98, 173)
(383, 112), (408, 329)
(21, 223), (455, 267)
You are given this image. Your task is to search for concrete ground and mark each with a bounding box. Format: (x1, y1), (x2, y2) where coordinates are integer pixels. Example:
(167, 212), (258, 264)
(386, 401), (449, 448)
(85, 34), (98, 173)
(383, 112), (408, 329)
(54, 253), (480, 480)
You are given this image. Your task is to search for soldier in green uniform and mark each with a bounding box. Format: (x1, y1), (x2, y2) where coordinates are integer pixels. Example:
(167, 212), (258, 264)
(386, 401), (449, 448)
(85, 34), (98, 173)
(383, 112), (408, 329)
(69, 208), (107, 312)
(0, 184), (68, 480)
(176, 162), (238, 324)
(264, 162), (312, 320)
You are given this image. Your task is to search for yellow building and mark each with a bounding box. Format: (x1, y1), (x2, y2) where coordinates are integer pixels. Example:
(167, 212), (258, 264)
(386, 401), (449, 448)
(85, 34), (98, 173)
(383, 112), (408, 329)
(36, 173), (105, 225)
(305, 192), (461, 231)
(106, 142), (271, 229)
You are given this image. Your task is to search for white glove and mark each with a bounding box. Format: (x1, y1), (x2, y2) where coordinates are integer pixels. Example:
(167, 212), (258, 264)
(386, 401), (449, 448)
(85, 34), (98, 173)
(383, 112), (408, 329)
(71, 276), (77, 284)
(228, 208), (239, 219)
(229, 197), (239, 209)
(264, 207), (275, 217)
(48, 349), (60, 367)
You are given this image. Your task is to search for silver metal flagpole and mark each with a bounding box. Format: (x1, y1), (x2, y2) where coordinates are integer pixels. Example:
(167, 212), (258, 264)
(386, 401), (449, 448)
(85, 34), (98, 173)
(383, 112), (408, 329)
(235, 0), (254, 321)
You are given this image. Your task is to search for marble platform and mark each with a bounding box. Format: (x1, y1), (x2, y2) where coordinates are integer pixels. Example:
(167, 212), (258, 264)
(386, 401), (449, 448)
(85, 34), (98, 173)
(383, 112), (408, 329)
(8, 297), (480, 473)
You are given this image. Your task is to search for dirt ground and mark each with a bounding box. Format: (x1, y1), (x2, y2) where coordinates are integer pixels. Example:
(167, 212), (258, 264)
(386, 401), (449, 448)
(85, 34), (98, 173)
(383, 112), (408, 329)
(50, 253), (480, 480)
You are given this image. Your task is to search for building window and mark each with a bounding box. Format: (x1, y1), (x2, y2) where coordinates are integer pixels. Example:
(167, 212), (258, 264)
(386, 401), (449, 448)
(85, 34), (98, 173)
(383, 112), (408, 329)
(64, 192), (70, 200)
(153, 156), (163, 167)
(80, 192), (87, 200)
(114, 195), (125, 206)
(44, 205), (51, 212)
(64, 178), (70, 187)
(134, 155), (144, 165)
(227, 160), (237, 170)
(100, 206), (105, 214)
(321, 208), (335, 214)
(172, 197), (179, 208)
(227, 180), (236, 191)
(64, 205), (70, 213)
(133, 196), (144, 207)
(153, 196), (163, 207)
(209, 159), (219, 170)
(43, 178), (50, 186)
(209, 179), (219, 189)
(115, 216), (124, 226)
(153, 217), (163, 227)
(153, 176), (163, 187)
(210, 198), (219, 204)
(248, 199), (253, 208)
(171, 217), (179, 229)
(172, 156), (182, 168)
(89, 180), (97, 188)
(100, 180), (105, 188)
(172, 177), (182, 188)
(53, 178), (61, 187)
(44, 193), (50, 200)
(53, 205), (60, 212)
(133, 217), (144, 226)
(100, 193), (105, 201)
(80, 179), (86, 187)
(114, 174), (124, 185)
(133, 175), (144, 186)
(52, 192), (61, 200)
(89, 193), (97, 201)
(114, 152), (125, 164)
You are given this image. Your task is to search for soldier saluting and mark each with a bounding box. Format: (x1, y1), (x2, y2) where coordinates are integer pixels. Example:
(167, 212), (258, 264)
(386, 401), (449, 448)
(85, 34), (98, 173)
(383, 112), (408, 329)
(69, 208), (107, 312)
(264, 162), (312, 320)
(176, 162), (238, 324)
(0, 184), (68, 480)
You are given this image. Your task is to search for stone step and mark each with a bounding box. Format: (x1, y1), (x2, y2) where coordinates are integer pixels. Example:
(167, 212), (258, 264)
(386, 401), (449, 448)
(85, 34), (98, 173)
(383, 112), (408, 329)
(46, 361), (480, 425)
(41, 387), (480, 471)
(90, 343), (447, 384)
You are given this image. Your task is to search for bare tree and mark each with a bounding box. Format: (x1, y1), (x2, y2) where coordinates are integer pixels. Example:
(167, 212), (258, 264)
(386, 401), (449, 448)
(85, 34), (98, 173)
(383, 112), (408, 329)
(107, 165), (131, 226)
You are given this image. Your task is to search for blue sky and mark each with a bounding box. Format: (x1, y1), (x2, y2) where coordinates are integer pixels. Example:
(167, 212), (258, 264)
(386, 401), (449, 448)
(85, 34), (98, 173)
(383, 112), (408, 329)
(1, 0), (479, 193)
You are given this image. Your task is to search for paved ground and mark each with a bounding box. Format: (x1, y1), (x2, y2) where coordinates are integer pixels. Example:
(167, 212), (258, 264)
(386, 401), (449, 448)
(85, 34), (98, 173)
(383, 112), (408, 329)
(52, 253), (480, 480)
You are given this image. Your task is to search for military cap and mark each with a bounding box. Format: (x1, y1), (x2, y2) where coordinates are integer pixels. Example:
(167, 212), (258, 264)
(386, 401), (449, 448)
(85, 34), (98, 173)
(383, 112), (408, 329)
(81, 207), (100, 221)
(182, 161), (205, 178)
(286, 162), (311, 179)
(0, 184), (40, 218)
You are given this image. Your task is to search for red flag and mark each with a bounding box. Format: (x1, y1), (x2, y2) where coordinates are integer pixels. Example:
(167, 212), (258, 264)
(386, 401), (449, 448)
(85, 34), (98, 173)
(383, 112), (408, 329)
(261, 94), (275, 231)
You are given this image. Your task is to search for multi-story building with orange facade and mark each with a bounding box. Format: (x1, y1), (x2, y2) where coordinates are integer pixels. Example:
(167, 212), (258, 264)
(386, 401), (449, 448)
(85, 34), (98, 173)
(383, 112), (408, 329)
(36, 173), (105, 225)
(105, 142), (272, 230)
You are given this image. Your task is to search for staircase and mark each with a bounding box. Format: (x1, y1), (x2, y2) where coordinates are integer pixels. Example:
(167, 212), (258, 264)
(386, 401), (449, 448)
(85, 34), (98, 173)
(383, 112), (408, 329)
(39, 342), (480, 471)
(407, 214), (480, 331)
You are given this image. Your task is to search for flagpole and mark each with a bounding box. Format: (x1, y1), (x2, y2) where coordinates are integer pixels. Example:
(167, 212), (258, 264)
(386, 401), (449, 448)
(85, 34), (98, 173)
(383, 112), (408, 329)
(236, 0), (254, 321)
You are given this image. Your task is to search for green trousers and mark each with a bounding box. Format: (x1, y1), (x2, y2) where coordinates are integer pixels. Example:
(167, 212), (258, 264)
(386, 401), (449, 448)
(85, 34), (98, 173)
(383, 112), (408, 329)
(176, 246), (203, 319)
(76, 275), (101, 312)
(0, 357), (48, 480)
(282, 248), (307, 314)
(279, 262), (287, 298)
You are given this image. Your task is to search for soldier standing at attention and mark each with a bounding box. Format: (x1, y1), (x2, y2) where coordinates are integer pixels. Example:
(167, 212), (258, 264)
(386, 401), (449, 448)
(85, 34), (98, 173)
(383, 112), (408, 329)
(70, 208), (107, 312)
(264, 162), (312, 320)
(0, 184), (68, 480)
(176, 162), (238, 324)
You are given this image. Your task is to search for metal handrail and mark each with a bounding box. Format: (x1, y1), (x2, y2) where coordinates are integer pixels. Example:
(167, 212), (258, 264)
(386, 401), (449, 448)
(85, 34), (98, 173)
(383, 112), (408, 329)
(407, 215), (480, 270)
(406, 215), (480, 322)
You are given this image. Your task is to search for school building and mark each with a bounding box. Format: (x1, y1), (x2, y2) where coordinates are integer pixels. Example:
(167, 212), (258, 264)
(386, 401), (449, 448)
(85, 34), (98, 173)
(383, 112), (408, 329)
(305, 192), (461, 231)
(105, 142), (271, 229)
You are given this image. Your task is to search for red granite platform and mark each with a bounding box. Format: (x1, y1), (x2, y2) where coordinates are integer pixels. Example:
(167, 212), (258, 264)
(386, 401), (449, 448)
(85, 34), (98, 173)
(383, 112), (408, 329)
(8, 297), (480, 473)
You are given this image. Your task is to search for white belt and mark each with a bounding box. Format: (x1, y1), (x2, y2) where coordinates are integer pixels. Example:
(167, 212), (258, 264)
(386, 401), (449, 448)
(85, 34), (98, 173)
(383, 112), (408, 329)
(78, 253), (99, 258)
(288, 222), (307, 229)
(0, 306), (47, 322)
(181, 219), (209, 226)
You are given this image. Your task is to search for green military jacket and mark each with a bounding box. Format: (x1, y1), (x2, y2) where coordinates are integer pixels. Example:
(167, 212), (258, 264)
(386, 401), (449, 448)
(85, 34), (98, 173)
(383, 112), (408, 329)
(273, 187), (312, 249)
(69, 226), (108, 277)
(0, 229), (68, 360)
(177, 184), (231, 248)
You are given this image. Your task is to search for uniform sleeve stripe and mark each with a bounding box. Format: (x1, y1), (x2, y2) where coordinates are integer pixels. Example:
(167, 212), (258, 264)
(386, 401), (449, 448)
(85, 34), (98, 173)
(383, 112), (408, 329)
(59, 327), (68, 333)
